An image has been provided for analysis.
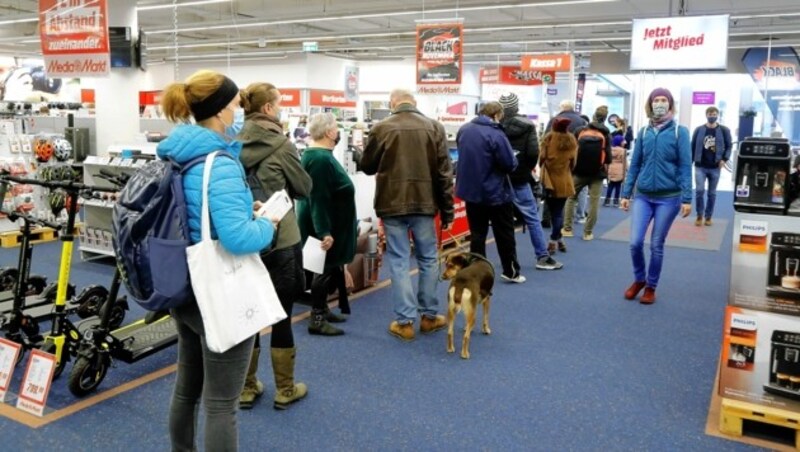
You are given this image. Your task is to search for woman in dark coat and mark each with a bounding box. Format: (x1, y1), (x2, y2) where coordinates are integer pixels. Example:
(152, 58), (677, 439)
(296, 112), (357, 336)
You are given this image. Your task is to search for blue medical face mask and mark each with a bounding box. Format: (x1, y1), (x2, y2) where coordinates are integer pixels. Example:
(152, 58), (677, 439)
(225, 107), (245, 137)
(707, 116), (718, 124)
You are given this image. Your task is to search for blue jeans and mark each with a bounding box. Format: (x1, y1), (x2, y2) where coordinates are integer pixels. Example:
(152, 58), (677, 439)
(383, 215), (439, 324)
(630, 193), (681, 288)
(512, 183), (549, 259)
(694, 166), (721, 218)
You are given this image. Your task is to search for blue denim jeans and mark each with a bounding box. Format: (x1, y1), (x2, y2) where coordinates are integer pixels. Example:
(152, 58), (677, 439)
(630, 193), (681, 288)
(383, 215), (439, 324)
(694, 166), (721, 218)
(512, 183), (549, 259)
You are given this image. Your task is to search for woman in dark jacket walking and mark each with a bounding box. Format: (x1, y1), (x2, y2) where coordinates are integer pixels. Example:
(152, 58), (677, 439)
(456, 101), (524, 283)
(296, 112), (357, 336)
(237, 82), (313, 410)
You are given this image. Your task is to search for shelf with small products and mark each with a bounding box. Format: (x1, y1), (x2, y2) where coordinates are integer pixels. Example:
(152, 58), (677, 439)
(78, 150), (153, 260)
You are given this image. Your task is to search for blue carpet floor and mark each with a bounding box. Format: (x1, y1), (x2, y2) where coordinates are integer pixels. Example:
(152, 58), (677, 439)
(0, 191), (767, 450)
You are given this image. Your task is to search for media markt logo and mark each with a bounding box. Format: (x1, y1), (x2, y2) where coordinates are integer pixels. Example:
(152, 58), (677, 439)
(740, 220), (768, 236)
(731, 313), (758, 331)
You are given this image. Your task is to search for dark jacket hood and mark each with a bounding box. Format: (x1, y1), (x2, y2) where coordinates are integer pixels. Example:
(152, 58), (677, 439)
(501, 114), (534, 140)
(238, 113), (289, 170)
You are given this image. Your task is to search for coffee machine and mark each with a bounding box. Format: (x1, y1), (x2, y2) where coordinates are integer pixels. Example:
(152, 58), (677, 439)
(764, 330), (800, 400)
(767, 232), (800, 301)
(734, 137), (791, 214)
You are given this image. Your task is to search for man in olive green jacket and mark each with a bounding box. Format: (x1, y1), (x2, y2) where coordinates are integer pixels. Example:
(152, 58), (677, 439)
(361, 89), (454, 342)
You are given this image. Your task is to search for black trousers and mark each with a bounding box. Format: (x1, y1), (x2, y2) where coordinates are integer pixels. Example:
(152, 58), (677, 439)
(260, 243), (304, 348)
(310, 265), (349, 314)
(465, 201), (520, 277)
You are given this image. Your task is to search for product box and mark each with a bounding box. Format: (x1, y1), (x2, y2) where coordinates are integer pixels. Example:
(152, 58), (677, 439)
(719, 306), (800, 412)
(730, 213), (800, 316)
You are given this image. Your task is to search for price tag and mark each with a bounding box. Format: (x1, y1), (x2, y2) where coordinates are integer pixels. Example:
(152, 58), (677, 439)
(15, 349), (56, 416)
(0, 338), (22, 402)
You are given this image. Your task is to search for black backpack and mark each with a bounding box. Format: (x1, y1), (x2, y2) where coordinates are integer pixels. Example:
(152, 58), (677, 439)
(573, 127), (607, 177)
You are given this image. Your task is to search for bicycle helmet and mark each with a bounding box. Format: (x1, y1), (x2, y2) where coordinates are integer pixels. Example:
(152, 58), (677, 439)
(52, 138), (72, 161)
(33, 137), (53, 162)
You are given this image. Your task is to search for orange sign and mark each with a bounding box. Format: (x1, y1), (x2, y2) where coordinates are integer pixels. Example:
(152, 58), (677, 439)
(279, 88), (302, 107)
(39, 0), (110, 77)
(480, 66), (556, 85)
(521, 54), (572, 72)
(309, 89), (356, 108)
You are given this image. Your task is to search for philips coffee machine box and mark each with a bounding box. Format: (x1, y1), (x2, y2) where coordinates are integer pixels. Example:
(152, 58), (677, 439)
(730, 213), (800, 316)
(720, 306), (800, 412)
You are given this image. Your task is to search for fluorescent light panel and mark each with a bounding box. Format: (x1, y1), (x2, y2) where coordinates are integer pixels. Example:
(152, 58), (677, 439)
(137, 0), (230, 11)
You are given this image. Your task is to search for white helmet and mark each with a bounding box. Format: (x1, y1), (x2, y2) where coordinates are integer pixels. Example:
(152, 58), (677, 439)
(52, 137), (72, 161)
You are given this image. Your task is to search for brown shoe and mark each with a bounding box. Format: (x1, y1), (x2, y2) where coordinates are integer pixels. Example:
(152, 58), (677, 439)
(558, 240), (567, 253)
(694, 216), (702, 226)
(547, 241), (557, 255)
(640, 287), (656, 304)
(389, 321), (415, 342)
(420, 315), (446, 334)
(704, 218), (712, 226)
(624, 281), (646, 300)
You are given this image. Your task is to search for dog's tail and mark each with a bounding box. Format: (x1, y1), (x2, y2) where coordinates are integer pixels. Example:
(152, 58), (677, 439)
(452, 286), (471, 306)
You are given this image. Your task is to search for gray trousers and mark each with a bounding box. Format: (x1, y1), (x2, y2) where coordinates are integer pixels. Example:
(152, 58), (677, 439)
(169, 302), (255, 452)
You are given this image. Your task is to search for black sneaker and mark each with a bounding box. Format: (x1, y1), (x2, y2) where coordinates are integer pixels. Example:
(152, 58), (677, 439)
(535, 256), (564, 270)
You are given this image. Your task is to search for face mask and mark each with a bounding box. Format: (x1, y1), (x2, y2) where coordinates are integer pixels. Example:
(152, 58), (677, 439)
(707, 116), (718, 124)
(226, 108), (245, 136)
(334, 131), (341, 146)
(651, 102), (669, 118)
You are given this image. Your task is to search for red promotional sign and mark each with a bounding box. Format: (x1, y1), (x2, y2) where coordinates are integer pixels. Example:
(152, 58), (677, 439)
(279, 88), (302, 107)
(309, 89), (356, 108)
(521, 53), (572, 72)
(480, 66), (556, 85)
(39, 0), (111, 77)
(416, 22), (463, 95)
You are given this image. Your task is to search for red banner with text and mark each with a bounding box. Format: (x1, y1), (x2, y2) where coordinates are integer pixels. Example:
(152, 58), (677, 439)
(39, 0), (110, 77)
(479, 66), (556, 85)
(416, 23), (463, 95)
(279, 88), (302, 107)
(309, 89), (356, 108)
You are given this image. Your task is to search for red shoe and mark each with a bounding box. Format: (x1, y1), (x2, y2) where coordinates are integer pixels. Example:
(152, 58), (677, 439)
(640, 287), (656, 304)
(624, 281), (646, 300)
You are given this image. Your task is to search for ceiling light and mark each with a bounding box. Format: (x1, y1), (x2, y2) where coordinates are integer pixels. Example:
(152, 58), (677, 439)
(0, 16), (37, 26)
(148, 31), (416, 50)
(137, 0), (230, 11)
(147, 0), (618, 34)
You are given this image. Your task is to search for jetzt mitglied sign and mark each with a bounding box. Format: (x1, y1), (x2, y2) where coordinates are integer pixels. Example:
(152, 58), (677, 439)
(630, 15), (729, 71)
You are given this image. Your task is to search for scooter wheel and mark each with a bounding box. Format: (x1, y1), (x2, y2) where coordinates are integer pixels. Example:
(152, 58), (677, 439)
(75, 286), (109, 319)
(68, 355), (108, 397)
(0, 267), (18, 291)
(100, 298), (127, 330)
(40, 342), (67, 380)
(26, 276), (47, 295)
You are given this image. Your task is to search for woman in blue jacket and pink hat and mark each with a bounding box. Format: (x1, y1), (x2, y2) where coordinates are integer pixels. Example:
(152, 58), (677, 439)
(620, 87), (692, 305)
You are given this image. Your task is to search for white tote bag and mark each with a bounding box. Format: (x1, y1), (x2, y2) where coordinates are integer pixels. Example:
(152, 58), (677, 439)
(186, 151), (287, 353)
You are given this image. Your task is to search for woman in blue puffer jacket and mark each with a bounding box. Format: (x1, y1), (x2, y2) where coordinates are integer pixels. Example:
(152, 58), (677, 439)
(156, 69), (275, 452)
(620, 88), (692, 305)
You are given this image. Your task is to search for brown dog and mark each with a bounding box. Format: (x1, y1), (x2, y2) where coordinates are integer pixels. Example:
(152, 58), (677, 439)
(440, 252), (495, 359)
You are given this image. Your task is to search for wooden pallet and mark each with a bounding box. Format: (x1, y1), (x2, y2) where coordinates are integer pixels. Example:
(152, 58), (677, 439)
(0, 225), (81, 248)
(720, 398), (800, 449)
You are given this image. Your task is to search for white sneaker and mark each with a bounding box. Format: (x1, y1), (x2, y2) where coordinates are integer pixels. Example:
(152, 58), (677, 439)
(501, 273), (527, 283)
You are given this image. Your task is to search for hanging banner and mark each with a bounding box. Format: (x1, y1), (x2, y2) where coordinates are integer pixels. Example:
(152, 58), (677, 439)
(344, 66), (359, 101)
(416, 22), (463, 95)
(630, 15), (729, 71)
(521, 54), (572, 72)
(39, 0), (111, 77)
(742, 47), (800, 145)
(575, 73), (586, 114)
(479, 66), (555, 85)
(279, 88), (302, 107)
(309, 89), (356, 108)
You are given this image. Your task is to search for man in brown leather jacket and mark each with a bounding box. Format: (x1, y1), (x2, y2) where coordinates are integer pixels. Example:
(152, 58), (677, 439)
(361, 89), (455, 342)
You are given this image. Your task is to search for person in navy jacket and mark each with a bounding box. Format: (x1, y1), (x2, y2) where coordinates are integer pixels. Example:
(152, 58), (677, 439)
(157, 69), (275, 452)
(691, 106), (731, 226)
(620, 88), (692, 305)
(456, 101), (525, 283)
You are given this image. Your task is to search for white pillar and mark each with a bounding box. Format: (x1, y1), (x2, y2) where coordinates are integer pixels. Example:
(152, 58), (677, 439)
(93, 2), (141, 156)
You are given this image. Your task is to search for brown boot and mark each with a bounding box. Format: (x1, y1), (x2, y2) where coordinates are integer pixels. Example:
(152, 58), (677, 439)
(239, 346), (264, 409)
(420, 315), (446, 334)
(271, 347), (308, 410)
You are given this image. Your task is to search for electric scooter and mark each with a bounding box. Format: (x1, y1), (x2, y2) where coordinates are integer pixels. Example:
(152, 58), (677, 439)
(0, 174), (126, 378)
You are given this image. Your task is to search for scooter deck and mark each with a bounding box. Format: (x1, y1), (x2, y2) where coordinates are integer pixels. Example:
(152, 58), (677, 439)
(18, 302), (79, 322)
(112, 316), (178, 363)
(0, 295), (56, 316)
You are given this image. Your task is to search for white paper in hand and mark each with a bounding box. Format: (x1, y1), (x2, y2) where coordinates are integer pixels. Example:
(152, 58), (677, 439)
(257, 189), (292, 221)
(302, 237), (326, 274)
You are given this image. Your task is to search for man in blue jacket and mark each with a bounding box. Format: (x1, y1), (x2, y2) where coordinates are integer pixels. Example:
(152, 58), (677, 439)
(456, 101), (525, 283)
(691, 106), (731, 226)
